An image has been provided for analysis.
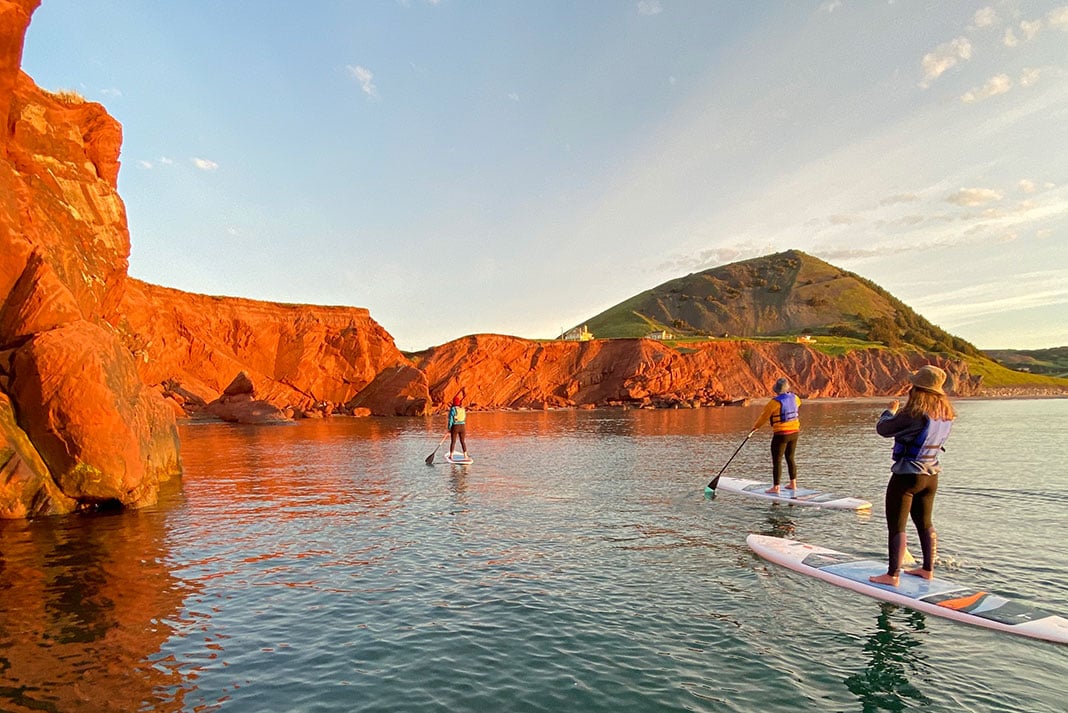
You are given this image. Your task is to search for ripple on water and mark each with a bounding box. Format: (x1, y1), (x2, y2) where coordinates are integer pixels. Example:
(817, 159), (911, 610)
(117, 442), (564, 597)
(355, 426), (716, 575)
(2, 405), (1066, 713)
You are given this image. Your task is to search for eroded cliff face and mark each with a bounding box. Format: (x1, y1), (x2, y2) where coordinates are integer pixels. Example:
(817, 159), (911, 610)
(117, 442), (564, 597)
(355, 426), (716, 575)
(413, 335), (981, 411)
(1, 0), (182, 517)
(0, 0), (428, 517)
(116, 279), (430, 420)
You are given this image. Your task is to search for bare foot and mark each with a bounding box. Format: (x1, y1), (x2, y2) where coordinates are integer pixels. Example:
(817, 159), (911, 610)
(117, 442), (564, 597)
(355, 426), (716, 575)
(788, 481), (798, 491)
(904, 568), (933, 580)
(765, 486), (780, 494)
(869, 573), (899, 586)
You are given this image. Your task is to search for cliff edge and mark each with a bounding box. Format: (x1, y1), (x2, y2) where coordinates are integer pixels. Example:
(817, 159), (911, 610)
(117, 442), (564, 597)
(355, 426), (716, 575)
(1, 0), (179, 516)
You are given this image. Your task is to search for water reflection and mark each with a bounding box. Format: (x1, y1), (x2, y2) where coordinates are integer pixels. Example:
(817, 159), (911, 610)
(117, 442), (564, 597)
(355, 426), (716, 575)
(464, 404), (760, 439)
(844, 603), (932, 711)
(448, 467), (468, 497)
(760, 506), (798, 539)
(0, 500), (196, 713)
(0, 402), (1061, 713)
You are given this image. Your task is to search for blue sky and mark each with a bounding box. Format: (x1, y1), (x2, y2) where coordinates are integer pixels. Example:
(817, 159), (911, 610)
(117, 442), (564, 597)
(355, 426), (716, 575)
(21, 1), (1068, 351)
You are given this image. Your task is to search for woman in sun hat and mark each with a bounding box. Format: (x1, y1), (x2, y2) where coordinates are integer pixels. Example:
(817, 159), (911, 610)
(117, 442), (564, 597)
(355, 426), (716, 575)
(752, 377), (802, 495)
(869, 365), (955, 587)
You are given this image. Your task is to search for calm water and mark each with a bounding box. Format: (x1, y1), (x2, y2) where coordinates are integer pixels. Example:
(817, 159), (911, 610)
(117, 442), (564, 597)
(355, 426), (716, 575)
(1, 399), (1066, 712)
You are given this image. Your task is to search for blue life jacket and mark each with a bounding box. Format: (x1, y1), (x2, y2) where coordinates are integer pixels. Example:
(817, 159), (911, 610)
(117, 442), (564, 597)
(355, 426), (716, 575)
(892, 417), (952, 464)
(771, 393), (799, 425)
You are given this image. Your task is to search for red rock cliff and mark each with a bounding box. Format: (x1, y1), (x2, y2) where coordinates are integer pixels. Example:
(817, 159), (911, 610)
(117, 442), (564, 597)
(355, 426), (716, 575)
(116, 279), (430, 419)
(1, 0), (180, 517)
(0, 1), (428, 517)
(413, 334), (980, 411)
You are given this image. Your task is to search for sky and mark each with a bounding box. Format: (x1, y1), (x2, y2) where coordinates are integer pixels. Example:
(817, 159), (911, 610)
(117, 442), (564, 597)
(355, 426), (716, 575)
(20, 0), (1068, 351)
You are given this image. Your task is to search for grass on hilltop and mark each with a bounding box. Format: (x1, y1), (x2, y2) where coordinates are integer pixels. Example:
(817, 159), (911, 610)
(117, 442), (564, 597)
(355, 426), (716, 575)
(47, 88), (86, 105)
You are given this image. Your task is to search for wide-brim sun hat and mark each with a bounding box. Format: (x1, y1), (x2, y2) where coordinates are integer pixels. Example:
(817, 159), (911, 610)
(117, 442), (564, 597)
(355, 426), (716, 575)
(910, 365), (947, 394)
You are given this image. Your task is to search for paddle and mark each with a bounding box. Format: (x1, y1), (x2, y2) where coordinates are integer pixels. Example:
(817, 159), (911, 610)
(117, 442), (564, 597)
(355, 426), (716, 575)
(706, 429), (756, 491)
(424, 432), (449, 465)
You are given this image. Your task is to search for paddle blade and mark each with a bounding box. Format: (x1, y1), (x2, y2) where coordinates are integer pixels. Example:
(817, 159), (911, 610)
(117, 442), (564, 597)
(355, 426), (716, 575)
(425, 453), (435, 465)
(707, 475), (721, 490)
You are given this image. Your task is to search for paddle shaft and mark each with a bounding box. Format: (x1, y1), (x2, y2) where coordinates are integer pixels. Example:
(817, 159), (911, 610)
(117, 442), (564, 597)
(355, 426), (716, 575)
(425, 432), (450, 464)
(707, 429), (756, 490)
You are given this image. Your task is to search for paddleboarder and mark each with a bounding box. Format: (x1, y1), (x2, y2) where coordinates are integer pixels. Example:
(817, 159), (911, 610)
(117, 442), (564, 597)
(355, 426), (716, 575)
(752, 377), (801, 494)
(447, 390), (469, 461)
(869, 365), (955, 587)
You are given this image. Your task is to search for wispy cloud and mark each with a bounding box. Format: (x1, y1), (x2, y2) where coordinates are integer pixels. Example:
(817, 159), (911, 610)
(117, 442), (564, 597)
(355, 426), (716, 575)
(972, 7), (998, 28)
(819, 0), (842, 14)
(1049, 6), (1068, 29)
(919, 37), (972, 88)
(1018, 66), (1043, 87)
(961, 74), (1012, 103)
(1007, 20), (1039, 46)
(875, 214), (926, 228)
(945, 187), (1002, 206)
(138, 156), (174, 170)
(909, 270), (1068, 323)
(654, 244), (777, 274)
(346, 64), (378, 98)
(192, 157), (219, 171)
(879, 193), (921, 206)
(814, 246), (899, 261)
(637, 1), (663, 16)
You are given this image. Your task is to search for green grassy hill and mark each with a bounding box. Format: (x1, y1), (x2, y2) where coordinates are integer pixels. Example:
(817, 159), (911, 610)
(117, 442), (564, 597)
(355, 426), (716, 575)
(576, 250), (980, 357)
(983, 347), (1068, 378)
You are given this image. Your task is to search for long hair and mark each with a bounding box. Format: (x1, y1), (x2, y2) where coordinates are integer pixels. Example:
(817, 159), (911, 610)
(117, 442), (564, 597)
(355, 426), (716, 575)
(901, 387), (955, 421)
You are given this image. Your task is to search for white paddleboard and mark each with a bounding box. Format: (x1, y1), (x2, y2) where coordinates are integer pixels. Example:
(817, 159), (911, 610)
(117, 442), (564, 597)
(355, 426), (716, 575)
(443, 454), (473, 465)
(709, 476), (871, 510)
(747, 534), (1068, 644)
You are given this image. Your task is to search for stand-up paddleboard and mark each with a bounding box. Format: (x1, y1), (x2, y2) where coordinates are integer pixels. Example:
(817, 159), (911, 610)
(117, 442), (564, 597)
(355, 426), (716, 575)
(747, 534), (1068, 644)
(443, 454), (473, 465)
(707, 476), (871, 510)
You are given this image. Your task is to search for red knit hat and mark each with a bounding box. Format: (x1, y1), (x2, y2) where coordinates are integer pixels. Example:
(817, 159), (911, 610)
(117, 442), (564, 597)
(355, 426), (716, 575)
(452, 395), (462, 406)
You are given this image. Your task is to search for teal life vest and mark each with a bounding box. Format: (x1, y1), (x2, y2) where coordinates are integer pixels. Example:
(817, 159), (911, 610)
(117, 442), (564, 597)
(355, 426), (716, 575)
(450, 406), (466, 425)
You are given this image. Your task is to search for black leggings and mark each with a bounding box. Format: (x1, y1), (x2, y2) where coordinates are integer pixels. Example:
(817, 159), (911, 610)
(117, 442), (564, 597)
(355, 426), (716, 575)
(883, 472), (938, 574)
(770, 432), (798, 486)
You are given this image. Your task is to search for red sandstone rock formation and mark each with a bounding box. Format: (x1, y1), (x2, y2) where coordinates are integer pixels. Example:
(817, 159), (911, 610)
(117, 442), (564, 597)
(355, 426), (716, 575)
(0, 1), (427, 517)
(413, 334), (980, 412)
(116, 279), (431, 418)
(1, 0), (180, 517)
